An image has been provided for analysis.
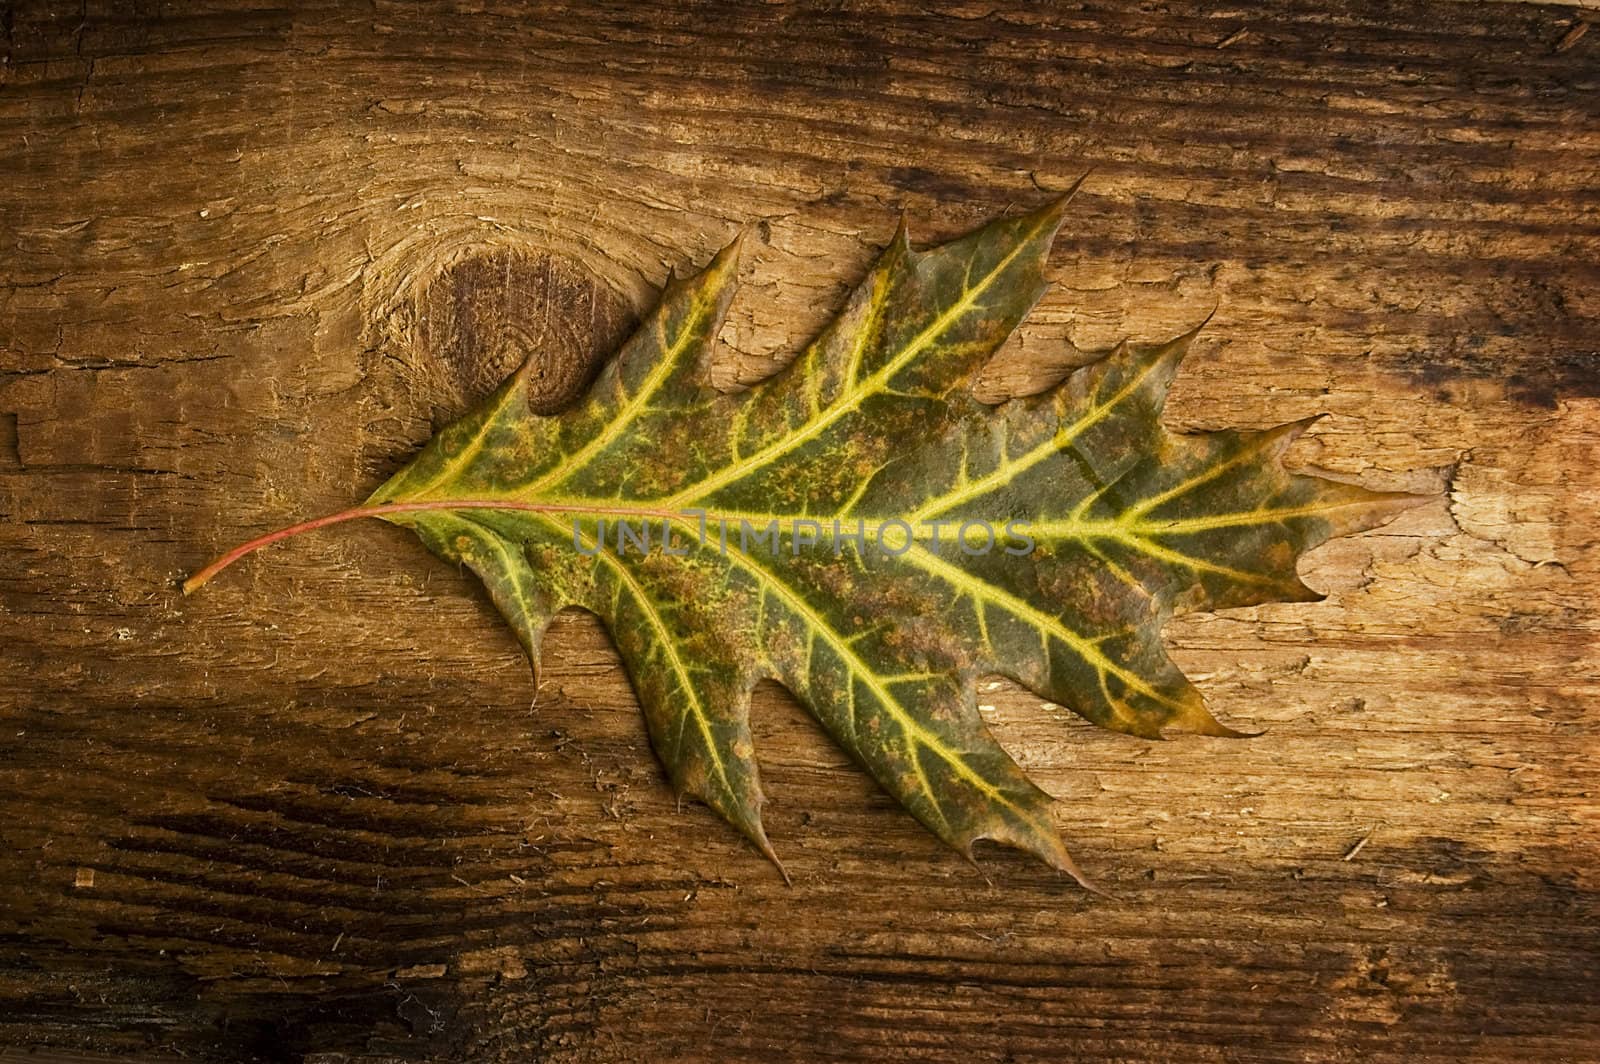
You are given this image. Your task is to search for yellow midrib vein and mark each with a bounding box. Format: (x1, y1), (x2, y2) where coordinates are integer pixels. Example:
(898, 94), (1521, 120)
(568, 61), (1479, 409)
(384, 491), (1343, 574)
(1033, 498), (1373, 539)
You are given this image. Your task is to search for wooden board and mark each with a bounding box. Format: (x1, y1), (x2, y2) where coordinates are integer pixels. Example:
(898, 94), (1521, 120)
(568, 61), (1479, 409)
(2, 1), (1597, 1060)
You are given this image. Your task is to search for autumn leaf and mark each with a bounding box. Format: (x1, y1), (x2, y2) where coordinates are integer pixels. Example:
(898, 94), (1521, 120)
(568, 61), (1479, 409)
(186, 188), (1422, 886)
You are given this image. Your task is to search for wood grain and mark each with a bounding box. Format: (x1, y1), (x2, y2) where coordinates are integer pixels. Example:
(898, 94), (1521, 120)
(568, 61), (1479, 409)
(1, 1), (1597, 1061)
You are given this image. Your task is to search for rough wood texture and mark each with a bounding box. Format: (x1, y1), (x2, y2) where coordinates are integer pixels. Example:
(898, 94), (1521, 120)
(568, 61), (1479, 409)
(2, 1), (1597, 1061)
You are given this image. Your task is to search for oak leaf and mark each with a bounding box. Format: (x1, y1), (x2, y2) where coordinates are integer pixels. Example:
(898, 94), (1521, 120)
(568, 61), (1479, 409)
(187, 192), (1421, 885)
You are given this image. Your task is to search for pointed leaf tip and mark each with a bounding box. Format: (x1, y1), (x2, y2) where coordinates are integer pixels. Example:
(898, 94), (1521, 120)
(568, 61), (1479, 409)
(757, 835), (792, 886)
(1039, 170), (1090, 223)
(1176, 303), (1219, 346)
(891, 212), (912, 252)
(964, 816), (1102, 896)
(1179, 715), (1264, 740)
(715, 226), (749, 269)
(1020, 188), (1074, 243)
(1269, 413), (1328, 454)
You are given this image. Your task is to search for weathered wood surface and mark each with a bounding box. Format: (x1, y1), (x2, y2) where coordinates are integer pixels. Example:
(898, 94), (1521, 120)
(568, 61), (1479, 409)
(2, 1), (1597, 1060)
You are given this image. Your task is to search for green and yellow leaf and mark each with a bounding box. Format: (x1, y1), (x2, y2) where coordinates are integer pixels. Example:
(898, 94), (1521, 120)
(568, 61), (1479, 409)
(187, 190), (1423, 886)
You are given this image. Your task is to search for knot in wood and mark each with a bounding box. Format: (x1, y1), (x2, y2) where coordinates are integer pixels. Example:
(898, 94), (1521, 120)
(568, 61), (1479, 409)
(413, 248), (635, 415)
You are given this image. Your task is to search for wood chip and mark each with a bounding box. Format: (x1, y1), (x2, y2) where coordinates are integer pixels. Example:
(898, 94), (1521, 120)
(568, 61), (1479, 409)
(1554, 20), (1590, 53)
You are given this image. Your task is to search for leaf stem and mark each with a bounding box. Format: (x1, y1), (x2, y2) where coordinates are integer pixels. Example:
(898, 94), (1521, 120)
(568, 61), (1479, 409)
(181, 498), (708, 596)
